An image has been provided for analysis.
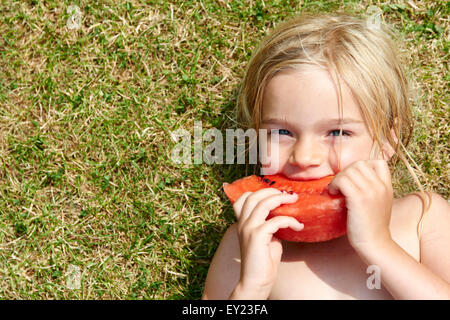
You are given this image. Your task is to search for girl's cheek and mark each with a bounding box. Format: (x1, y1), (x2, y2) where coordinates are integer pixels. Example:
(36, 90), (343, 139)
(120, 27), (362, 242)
(259, 138), (276, 174)
(259, 140), (290, 175)
(329, 144), (373, 173)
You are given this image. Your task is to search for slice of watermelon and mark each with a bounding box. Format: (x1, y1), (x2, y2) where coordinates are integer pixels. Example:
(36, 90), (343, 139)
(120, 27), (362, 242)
(223, 174), (347, 242)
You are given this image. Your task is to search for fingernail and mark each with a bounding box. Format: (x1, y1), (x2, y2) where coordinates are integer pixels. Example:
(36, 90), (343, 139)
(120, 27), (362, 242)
(328, 188), (338, 195)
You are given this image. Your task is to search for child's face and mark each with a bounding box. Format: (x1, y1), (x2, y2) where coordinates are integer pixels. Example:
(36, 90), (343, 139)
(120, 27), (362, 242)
(260, 65), (377, 179)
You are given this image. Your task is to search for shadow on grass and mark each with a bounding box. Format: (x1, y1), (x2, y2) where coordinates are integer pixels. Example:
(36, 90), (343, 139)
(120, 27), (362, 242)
(174, 87), (258, 299)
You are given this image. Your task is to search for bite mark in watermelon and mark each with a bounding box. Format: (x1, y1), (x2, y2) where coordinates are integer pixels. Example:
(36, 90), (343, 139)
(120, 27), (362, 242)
(223, 174), (347, 242)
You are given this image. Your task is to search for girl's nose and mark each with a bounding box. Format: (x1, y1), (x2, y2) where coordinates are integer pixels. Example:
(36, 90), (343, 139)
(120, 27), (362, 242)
(289, 136), (324, 168)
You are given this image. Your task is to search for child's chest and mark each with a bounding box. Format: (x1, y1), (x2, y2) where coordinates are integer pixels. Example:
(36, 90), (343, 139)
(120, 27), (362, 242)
(269, 239), (390, 299)
(269, 231), (420, 299)
(269, 198), (422, 300)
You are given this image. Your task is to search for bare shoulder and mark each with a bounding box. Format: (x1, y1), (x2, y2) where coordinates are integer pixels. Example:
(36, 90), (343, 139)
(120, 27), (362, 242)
(393, 191), (449, 224)
(407, 192), (450, 239)
(408, 192), (450, 282)
(202, 223), (241, 300)
(419, 192), (450, 240)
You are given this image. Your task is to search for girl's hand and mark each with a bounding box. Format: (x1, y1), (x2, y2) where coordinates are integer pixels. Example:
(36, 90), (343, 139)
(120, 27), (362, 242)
(326, 160), (394, 253)
(231, 188), (303, 299)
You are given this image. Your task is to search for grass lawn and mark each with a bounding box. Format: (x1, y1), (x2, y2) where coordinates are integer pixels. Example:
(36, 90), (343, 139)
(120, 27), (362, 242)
(0, 0), (448, 299)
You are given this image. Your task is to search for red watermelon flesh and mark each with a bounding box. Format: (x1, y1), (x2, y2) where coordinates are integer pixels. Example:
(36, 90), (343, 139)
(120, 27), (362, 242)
(223, 174), (347, 242)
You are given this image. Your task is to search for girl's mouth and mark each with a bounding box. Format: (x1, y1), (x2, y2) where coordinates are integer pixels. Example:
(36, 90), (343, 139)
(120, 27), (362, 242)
(285, 174), (334, 181)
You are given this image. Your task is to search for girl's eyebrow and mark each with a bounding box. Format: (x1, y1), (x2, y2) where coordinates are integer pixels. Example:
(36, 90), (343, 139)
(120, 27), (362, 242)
(319, 118), (365, 125)
(261, 118), (364, 125)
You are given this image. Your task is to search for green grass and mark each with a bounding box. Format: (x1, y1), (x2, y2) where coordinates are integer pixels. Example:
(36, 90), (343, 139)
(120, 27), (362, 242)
(0, 0), (448, 299)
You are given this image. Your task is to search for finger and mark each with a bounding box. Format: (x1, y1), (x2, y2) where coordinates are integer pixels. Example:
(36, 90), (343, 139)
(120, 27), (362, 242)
(233, 191), (253, 220)
(327, 161), (371, 195)
(268, 236), (283, 264)
(352, 161), (379, 183)
(257, 216), (304, 244)
(352, 161), (390, 194)
(239, 188), (283, 223)
(369, 160), (392, 187)
(346, 162), (375, 187)
(327, 174), (360, 198)
(243, 192), (299, 228)
(351, 160), (392, 189)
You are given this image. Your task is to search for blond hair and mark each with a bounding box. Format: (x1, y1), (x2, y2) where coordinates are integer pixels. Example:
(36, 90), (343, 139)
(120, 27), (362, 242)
(237, 12), (431, 239)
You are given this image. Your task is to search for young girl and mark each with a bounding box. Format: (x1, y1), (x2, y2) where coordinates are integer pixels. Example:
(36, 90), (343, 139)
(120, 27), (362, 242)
(202, 12), (450, 300)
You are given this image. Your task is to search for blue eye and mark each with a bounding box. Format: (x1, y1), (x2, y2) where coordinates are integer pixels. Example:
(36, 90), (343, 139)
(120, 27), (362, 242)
(328, 129), (350, 137)
(276, 129), (291, 136)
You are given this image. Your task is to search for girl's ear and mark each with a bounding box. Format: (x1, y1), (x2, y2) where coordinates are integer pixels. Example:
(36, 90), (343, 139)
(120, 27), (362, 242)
(381, 126), (398, 161)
